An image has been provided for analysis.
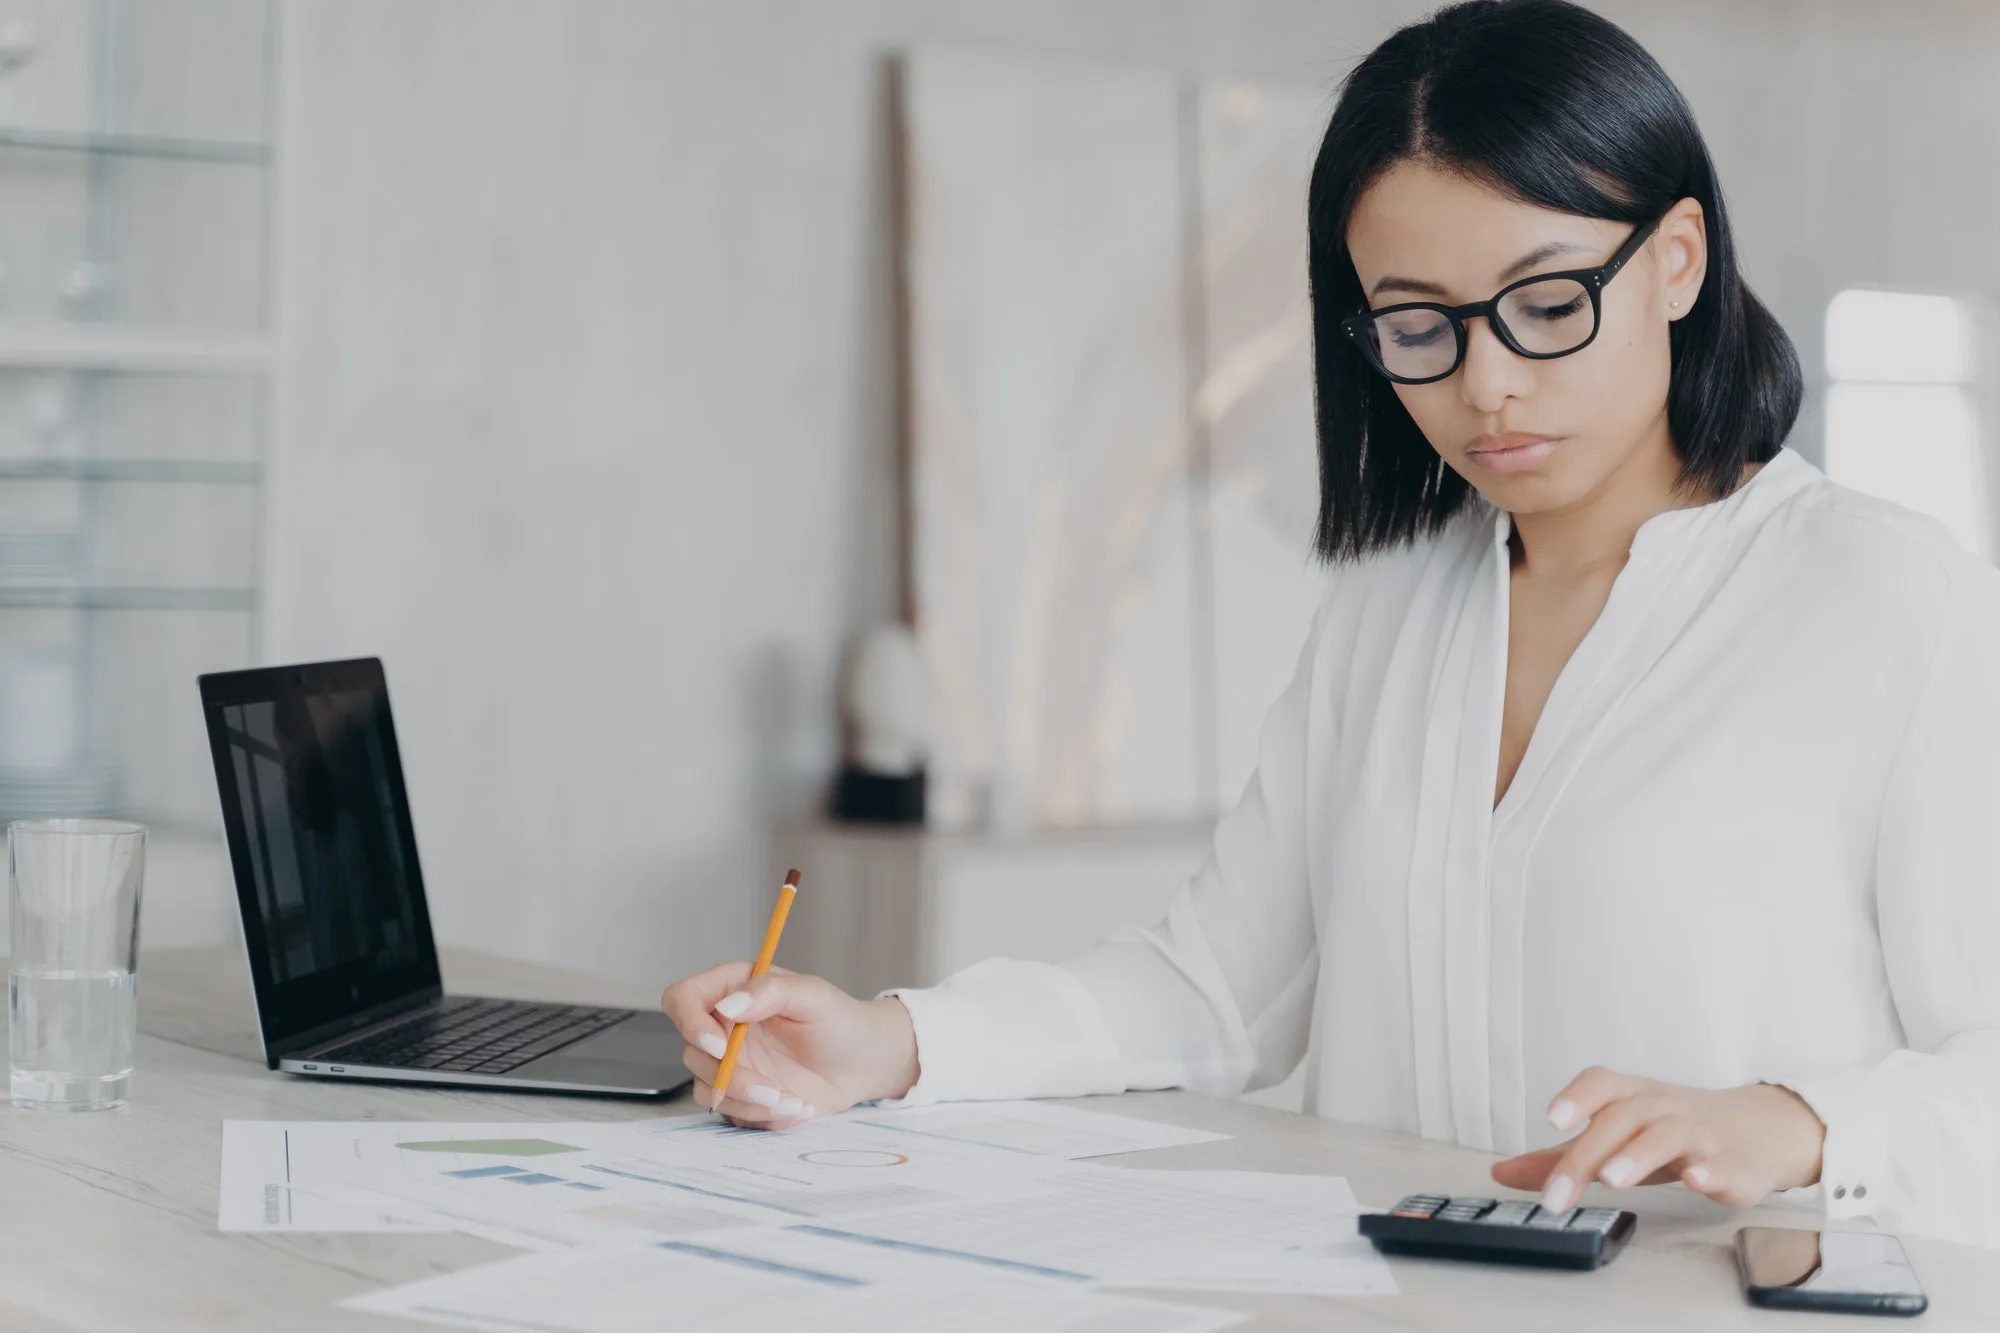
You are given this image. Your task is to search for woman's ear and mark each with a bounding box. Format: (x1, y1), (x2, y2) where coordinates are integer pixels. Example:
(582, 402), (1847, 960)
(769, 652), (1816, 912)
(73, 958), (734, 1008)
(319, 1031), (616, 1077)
(1658, 197), (1707, 320)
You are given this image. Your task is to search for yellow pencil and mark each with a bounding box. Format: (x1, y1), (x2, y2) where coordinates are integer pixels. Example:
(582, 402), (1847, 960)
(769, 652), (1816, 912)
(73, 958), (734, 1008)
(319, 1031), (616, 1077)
(710, 868), (801, 1113)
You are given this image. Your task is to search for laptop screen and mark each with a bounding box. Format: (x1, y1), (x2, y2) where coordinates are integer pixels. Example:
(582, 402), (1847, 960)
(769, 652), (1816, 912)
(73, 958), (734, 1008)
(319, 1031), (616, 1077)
(200, 658), (443, 1052)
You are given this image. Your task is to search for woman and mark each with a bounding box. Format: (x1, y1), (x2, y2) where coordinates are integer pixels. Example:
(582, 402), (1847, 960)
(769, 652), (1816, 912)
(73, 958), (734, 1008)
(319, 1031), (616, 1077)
(663, 0), (2000, 1246)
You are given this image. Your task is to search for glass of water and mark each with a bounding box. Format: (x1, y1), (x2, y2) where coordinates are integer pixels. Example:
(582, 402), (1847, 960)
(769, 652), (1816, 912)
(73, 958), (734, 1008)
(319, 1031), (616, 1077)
(7, 819), (145, 1110)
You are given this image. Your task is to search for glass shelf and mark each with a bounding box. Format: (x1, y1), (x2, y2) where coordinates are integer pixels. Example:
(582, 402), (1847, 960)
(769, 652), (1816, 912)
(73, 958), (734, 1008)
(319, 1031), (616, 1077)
(0, 586), (255, 611)
(0, 125), (268, 165)
(0, 457), (259, 483)
(0, 323), (271, 373)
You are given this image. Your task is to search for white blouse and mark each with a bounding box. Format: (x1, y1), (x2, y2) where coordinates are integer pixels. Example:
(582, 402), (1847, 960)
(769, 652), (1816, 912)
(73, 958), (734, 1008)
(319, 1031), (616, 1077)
(888, 446), (2000, 1248)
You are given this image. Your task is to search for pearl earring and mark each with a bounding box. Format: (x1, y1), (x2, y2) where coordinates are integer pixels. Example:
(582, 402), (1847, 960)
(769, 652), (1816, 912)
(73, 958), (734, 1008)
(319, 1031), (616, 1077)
(1671, 300), (1680, 308)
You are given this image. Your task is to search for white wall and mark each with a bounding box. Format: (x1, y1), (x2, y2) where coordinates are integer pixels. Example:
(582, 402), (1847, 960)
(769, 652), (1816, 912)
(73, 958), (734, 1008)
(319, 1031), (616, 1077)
(265, 0), (2000, 988)
(264, 0), (1416, 986)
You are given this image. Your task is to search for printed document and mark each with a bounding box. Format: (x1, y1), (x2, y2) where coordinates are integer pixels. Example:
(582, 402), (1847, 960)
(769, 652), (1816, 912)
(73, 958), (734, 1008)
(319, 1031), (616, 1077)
(341, 1232), (1249, 1333)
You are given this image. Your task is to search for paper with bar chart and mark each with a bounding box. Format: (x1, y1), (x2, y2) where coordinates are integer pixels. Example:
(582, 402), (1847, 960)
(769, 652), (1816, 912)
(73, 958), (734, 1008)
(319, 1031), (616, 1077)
(324, 1103), (1161, 1253)
(673, 1097), (1232, 1161)
(342, 1233), (1251, 1333)
(337, 1155), (1389, 1332)
(216, 1117), (689, 1234)
(711, 1160), (1372, 1289)
(223, 1100), (1394, 1324)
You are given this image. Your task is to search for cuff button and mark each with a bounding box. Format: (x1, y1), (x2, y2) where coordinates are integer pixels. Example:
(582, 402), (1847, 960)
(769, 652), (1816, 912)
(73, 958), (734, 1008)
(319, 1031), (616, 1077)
(1833, 1185), (1847, 1199)
(1854, 1185), (1867, 1199)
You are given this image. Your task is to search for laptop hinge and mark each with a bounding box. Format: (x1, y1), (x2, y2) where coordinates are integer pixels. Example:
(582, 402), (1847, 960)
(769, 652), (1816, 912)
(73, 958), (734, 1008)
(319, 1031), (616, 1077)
(268, 986), (444, 1061)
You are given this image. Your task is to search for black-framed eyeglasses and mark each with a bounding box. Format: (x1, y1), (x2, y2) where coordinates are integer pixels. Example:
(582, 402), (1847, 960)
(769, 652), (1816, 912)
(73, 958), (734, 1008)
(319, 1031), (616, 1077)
(1341, 213), (1665, 385)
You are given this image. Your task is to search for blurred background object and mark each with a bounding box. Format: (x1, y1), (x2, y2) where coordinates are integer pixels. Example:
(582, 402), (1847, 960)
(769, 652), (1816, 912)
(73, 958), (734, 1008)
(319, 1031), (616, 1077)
(829, 622), (928, 825)
(0, 1), (1995, 1004)
(1821, 287), (1999, 558)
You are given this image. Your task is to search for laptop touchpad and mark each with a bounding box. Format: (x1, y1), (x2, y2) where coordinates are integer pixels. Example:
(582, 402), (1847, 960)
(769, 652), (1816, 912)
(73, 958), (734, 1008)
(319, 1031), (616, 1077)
(565, 1014), (679, 1061)
(514, 1011), (684, 1088)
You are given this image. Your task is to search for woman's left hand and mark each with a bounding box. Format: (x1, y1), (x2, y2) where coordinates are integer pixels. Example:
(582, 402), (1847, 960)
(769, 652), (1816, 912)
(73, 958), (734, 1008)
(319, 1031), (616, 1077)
(1491, 1066), (1826, 1212)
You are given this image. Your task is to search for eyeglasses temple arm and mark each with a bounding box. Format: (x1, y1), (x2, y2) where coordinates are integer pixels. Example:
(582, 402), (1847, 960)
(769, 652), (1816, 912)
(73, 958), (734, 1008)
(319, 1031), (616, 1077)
(1600, 211), (1668, 283)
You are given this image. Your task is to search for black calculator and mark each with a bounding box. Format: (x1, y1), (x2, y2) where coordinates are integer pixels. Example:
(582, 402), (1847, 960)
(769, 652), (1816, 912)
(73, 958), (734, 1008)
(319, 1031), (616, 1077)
(1359, 1194), (1636, 1269)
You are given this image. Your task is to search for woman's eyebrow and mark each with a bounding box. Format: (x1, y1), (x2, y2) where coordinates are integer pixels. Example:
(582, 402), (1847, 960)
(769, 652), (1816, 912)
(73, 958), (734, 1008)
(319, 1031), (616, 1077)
(1367, 238), (1597, 300)
(1495, 238), (1594, 283)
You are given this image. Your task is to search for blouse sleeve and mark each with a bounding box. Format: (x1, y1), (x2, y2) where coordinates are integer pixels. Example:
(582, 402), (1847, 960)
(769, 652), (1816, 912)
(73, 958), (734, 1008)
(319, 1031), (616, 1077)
(1779, 564), (2000, 1248)
(878, 598), (1328, 1107)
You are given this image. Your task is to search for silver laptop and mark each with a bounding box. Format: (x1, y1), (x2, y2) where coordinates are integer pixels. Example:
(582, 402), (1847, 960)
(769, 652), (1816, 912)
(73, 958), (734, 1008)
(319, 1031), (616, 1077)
(198, 656), (690, 1097)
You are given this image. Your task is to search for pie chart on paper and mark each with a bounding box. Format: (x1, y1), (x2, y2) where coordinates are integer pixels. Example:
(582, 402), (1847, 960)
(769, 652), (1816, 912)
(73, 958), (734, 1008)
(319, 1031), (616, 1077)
(798, 1149), (911, 1168)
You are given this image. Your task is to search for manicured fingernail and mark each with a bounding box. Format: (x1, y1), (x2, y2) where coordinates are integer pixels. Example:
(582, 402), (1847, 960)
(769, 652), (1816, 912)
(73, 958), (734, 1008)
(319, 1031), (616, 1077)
(801, 1104), (816, 1119)
(696, 1032), (727, 1059)
(1601, 1157), (1635, 1187)
(745, 1084), (781, 1108)
(1687, 1164), (1710, 1188)
(1542, 1175), (1576, 1213)
(715, 992), (752, 1020)
(1548, 1099), (1577, 1131)
(776, 1097), (805, 1117)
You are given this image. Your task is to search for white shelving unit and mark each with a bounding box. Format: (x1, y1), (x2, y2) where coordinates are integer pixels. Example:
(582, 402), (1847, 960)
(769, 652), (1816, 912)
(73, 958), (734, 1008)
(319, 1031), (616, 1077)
(0, 1), (276, 846)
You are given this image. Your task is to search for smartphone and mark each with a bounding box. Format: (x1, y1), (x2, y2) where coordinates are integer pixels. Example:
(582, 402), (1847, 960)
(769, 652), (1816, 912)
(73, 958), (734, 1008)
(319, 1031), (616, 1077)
(1735, 1226), (1927, 1316)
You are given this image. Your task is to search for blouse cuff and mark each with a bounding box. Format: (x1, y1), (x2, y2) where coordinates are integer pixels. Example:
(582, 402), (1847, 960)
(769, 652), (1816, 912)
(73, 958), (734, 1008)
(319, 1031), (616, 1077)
(872, 982), (982, 1108)
(871, 958), (1126, 1108)
(1774, 1072), (1889, 1223)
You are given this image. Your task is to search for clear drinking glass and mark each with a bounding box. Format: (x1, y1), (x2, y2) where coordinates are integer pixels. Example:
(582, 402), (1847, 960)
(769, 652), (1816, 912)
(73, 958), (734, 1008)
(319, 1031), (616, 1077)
(7, 819), (145, 1110)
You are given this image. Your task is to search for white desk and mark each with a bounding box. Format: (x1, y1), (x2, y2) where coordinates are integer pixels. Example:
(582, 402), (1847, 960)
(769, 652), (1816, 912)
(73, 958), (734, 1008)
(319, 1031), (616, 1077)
(2, 947), (1993, 1331)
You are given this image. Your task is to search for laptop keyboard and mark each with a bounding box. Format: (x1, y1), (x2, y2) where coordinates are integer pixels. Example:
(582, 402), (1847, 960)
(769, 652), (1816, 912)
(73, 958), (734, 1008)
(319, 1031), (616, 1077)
(316, 997), (631, 1075)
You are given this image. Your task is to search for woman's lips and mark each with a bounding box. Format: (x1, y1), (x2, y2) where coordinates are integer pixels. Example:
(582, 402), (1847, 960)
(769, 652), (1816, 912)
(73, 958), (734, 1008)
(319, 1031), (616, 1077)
(1465, 434), (1560, 472)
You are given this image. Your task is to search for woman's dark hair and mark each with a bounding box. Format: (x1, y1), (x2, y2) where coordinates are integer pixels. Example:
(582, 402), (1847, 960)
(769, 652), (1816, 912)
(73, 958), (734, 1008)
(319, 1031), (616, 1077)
(1308, 0), (1802, 561)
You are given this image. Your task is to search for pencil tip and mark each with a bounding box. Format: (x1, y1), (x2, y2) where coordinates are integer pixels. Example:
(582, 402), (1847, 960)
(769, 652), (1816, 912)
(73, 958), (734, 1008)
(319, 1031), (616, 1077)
(783, 868), (802, 887)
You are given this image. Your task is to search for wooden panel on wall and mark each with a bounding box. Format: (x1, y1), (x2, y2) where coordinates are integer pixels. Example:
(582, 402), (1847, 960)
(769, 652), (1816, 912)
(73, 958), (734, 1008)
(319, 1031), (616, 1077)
(900, 47), (1331, 829)
(901, 45), (1205, 830)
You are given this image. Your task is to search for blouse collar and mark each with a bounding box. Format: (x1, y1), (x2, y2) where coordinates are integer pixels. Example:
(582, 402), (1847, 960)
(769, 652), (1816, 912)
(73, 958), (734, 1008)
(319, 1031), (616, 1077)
(1487, 446), (1815, 554)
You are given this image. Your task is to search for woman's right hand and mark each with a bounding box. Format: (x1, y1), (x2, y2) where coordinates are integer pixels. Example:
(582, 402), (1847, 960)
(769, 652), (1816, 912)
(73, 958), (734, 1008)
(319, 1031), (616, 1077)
(660, 962), (920, 1127)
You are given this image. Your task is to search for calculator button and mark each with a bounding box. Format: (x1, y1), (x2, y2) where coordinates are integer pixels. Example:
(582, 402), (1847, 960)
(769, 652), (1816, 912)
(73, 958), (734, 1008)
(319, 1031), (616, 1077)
(1392, 1195), (1446, 1217)
(1446, 1197), (1495, 1210)
(1525, 1207), (1579, 1229)
(1479, 1201), (1538, 1226)
(1436, 1199), (1495, 1221)
(1572, 1208), (1622, 1233)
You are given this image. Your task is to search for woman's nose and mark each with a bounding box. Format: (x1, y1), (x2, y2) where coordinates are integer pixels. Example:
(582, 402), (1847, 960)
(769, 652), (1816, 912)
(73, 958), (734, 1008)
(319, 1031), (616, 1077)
(1458, 316), (1534, 412)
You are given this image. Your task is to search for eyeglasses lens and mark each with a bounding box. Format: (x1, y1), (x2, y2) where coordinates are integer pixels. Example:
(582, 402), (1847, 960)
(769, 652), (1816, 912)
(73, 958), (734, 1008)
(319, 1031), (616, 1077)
(1365, 307), (1457, 381)
(1495, 277), (1595, 355)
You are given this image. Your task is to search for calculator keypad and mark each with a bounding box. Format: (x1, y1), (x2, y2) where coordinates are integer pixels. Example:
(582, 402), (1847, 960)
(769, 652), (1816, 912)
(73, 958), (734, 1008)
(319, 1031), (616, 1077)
(1571, 1208), (1623, 1234)
(1386, 1194), (1621, 1233)
(1434, 1197), (1495, 1222)
(1366, 1193), (1633, 1270)
(1525, 1206), (1579, 1229)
